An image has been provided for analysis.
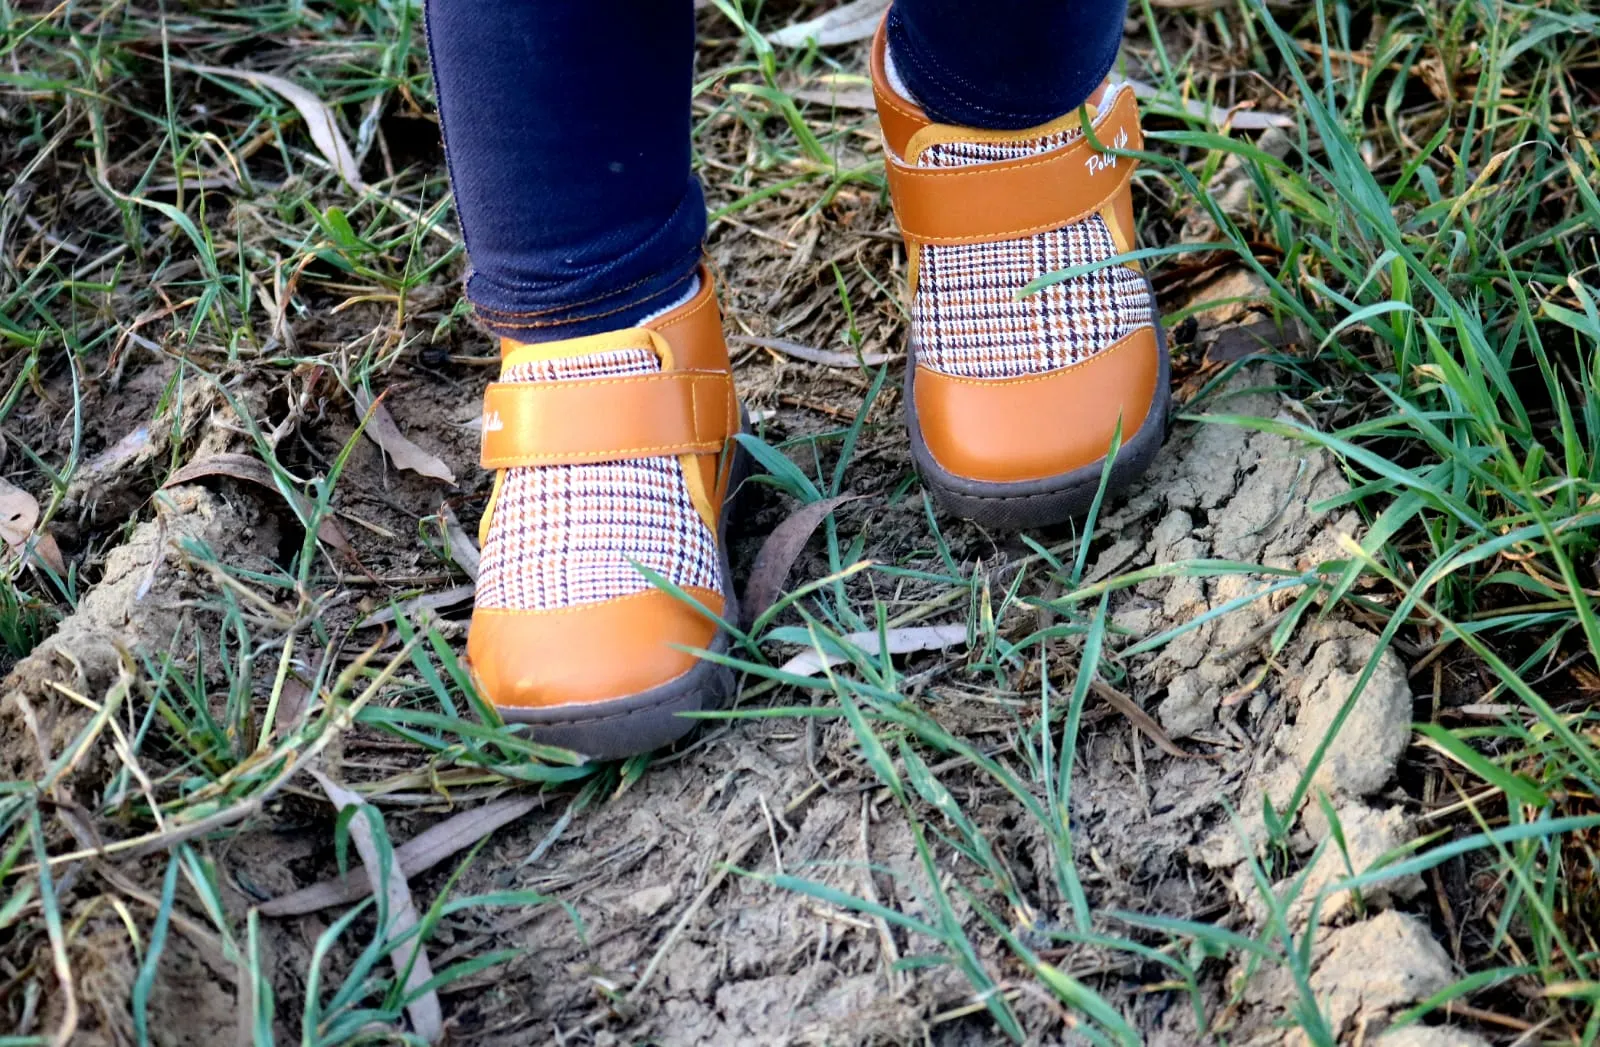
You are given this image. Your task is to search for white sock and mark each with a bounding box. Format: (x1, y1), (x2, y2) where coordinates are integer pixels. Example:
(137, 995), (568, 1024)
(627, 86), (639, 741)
(883, 44), (920, 107)
(639, 274), (700, 327)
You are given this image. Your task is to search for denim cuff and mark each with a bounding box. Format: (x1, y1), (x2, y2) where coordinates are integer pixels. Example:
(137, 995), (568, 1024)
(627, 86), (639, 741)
(886, 4), (1125, 131)
(466, 181), (706, 343)
(469, 246), (702, 343)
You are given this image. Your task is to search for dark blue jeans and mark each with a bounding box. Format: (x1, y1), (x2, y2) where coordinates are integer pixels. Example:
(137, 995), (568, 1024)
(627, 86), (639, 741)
(425, 1), (1129, 341)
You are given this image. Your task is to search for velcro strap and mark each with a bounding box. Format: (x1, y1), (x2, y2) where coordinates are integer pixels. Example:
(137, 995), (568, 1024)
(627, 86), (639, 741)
(480, 371), (736, 468)
(886, 89), (1142, 246)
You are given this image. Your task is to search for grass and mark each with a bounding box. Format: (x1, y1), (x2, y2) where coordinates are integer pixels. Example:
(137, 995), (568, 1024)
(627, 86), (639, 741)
(1, 0), (1598, 1042)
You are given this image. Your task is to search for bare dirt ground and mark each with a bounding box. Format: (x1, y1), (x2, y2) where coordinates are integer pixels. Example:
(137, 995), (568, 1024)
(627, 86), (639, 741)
(4, 334), (1457, 1044)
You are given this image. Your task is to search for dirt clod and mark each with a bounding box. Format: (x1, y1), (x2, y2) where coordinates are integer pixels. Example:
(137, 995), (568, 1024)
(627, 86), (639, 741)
(1296, 801), (1424, 923)
(1240, 912), (1457, 1045)
(1287, 631), (1413, 798)
(1374, 1025), (1493, 1047)
(1, 485), (276, 788)
(1309, 911), (1456, 1038)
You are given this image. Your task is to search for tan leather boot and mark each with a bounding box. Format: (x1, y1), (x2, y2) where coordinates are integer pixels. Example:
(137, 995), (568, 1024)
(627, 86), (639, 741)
(871, 23), (1169, 529)
(467, 268), (743, 760)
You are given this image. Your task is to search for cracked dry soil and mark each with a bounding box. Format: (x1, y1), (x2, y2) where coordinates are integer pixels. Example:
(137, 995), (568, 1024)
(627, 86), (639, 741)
(4, 348), (1466, 1044)
(383, 368), (1455, 1046)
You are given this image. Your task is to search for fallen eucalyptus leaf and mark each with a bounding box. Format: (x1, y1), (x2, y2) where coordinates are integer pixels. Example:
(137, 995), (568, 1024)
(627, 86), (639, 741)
(767, 0), (888, 46)
(261, 796), (539, 916)
(778, 623), (967, 676)
(1089, 680), (1203, 760)
(729, 335), (896, 368)
(357, 585), (476, 628)
(29, 534), (66, 578)
(743, 495), (862, 622)
(164, 453), (356, 558)
(0, 478), (40, 554)
(440, 505), (480, 581)
(181, 63), (366, 190)
(354, 390), (456, 485)
(83, 425), (155, 477)
(791, 86), (877, 111)
(310, 771), (442, 1043)
(1124, 78), (1294, 130)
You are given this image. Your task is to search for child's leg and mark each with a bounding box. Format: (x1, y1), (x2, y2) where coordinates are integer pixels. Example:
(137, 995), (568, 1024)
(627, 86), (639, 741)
(426, 0), (703, 339)
(872, 1), (1167, 529)
(429, 1), (743, 759)
(886, 0), (1129, 129)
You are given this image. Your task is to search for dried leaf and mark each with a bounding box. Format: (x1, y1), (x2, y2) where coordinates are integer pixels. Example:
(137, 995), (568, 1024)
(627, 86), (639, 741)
(310, 771), (442, 1043)
(30, 534), (66, 577)
(261, 796), (538, 916)
(357, 585), (475, 628)
(440, 505), (480, 582)
(164, 453), (356, 557)
(791, 85), (876, 111)
(767, 0), (888, 46)
(729, 335), (896, 368)
(182, 64), (366, 190)
(354, 391), (457, 485)
(83, 425), (155, 477)
(1090, 680), (1205, 760)
(1124, 78), (1294, 130)
(0, 478), (40, 554)
(1204, 319), (1300, 364)
(267, 678), (315, 742)
(779, 623), (967, 676)
(743, 495), (862, 622)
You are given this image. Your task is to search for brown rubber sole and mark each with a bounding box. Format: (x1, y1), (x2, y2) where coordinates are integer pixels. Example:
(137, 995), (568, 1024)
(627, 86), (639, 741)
(906, 285), (1170, 530)
(489, 439), (749, 763)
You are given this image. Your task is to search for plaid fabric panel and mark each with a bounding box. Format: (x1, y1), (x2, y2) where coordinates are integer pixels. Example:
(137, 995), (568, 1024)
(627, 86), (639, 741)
(476, 349), (722, 612)
(914, 97), (1153, 380)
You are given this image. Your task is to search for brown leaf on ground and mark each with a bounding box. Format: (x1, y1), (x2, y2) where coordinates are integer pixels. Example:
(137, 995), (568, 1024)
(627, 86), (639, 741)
(1205, 318), (1302, 364)
(164, 453), (356, 557)
(1124, 78), (1295, 130)
(260, 795), (539, 916)
(743, 494), (863, 622)
(0, 478), (63, 575)
(354, 390), (457, 485)
(729, 335), (896, 368)
(1090, 679), (1206, 760)
(29, 533), (66, 577)
(791, 84), (876, 112)
(440, 505), (480, 581)
(357, 584), (475, 628)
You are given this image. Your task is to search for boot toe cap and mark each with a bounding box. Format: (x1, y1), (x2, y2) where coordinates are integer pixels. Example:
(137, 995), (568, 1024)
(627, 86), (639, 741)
(467, 587), (725, 712)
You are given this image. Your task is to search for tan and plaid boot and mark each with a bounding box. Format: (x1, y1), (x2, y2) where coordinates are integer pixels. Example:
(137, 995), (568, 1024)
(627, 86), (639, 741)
(871, 23), (1169, 529)
(467, 268), (743, 761)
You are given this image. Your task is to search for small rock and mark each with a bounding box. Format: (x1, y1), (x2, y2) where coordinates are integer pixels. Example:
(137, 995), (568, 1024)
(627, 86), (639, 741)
(1311, 912), (1454, 1036)
(1289, 632), (1412, 797)
(1375, 1025), (1492, 1047)
(1159, 675), (1215, 739)
(1290, 803), (1423, 925)
(622, 884), (675, 919)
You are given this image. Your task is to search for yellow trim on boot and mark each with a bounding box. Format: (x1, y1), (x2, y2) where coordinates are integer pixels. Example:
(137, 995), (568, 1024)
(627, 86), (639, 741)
(478, 469), (506, 549)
